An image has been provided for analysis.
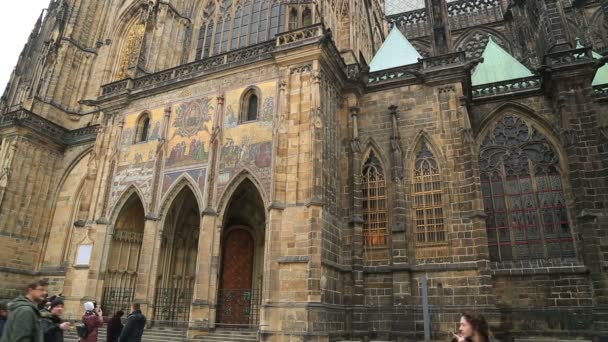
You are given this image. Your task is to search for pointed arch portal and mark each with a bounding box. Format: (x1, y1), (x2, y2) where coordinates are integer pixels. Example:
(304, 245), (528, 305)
(154, 186), (201, 326)
(217, 178), (266, 327)
(102, 193), (145, 316)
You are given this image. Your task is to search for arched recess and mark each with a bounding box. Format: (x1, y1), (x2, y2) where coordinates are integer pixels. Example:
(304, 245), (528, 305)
(153, 185), (201, 325)
(408, 138), (449, 260)
(217, 177), (266, 327)
(240, 86), (262, 123)
(360, 147), (390, 266)
(453, 27), (511, 59)
(101, 190), (146, 316)
(134, 112), (151, 143)
(104, 3), (147, 83)
(43, 150), (92, 268)
(588, 8), (607, 52)
(477, 113), (575, 262)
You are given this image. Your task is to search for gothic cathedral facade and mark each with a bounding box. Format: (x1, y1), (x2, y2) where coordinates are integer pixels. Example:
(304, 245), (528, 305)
(0, 0), (607, 341)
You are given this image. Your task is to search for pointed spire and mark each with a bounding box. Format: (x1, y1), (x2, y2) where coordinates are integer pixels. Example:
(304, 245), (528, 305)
(471, 36), (534, 86)
(576, 39), (608, 86)
(369, 27), (422, 72)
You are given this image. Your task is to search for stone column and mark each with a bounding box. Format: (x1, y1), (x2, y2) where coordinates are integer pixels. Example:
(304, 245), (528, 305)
(347, 106), (367, 336)
(133, 215), (161, 319)
(545, 50), (608, 336)
(541, 0), (571, 52)
(189, 209), (218, 335)
(427, 0), (452, 55)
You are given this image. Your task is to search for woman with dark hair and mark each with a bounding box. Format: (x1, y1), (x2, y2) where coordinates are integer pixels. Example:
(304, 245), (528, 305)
(106, 311), (124, 342)
(454, 312), (496, 342)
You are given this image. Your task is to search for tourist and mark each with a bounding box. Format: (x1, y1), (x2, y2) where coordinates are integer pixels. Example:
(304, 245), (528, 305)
(41, 298), (71, 342)
(118, 303), (146, 342)
(106, 310), (124, 342)
(455, 312), (497, 342)
(0, 300), (8, 338)
(80, 302), (103, 342)
(0, 279), (49, 342)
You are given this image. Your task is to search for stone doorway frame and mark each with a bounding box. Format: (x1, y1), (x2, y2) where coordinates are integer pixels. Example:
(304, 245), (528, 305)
(217, 225), (263, 327)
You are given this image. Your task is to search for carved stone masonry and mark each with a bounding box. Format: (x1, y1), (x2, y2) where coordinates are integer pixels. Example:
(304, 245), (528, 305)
(389, 105), (404, 181)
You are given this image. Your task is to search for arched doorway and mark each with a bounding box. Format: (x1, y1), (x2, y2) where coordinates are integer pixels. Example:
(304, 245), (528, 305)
(154, 187), (200, 326)
(217, 178), (266, 327)
(102, 193), (145, 315)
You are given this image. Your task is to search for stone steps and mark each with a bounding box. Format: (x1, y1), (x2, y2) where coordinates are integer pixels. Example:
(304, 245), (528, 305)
(192, 329), (258, 342)
(64, 327), (187, 342)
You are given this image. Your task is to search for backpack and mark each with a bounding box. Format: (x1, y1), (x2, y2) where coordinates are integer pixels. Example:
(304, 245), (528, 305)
(75, 320), (89, 338)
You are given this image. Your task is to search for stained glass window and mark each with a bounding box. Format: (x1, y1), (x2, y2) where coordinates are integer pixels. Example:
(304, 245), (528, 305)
(194, 0), (286, 60)
(203, 20), (214, 58)
(302, 7), (312, 27)
(412, 143), (447, 259)
(362, 151), (389, 264)
(288, 8), (298, 30)
(479, 116), (574, 261)
(249, 0), (261, 45)
(257, 0), (270, 42)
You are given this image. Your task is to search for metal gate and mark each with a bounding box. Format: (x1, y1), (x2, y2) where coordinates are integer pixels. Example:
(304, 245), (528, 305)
(217, 289), (261, 326)
(101, 287), (134, 316)
(153, 287), (193, 327)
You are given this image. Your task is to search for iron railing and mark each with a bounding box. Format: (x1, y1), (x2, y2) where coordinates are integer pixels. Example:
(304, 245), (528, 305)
(153, 288), (193, 328)
(217, 289), (262, 327)
(101, 287), (135, 316)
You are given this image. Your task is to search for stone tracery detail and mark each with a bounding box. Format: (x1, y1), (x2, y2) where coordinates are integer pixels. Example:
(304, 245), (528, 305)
(412, 142), (447, 259)
(118, 23), (145, 80)
(361, 150), (390, 265)
(480, 116), (574, 262)
(456, 31), (508, 59)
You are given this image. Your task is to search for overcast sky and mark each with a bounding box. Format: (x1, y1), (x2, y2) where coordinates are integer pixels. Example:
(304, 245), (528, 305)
(0, 0), (50, 93)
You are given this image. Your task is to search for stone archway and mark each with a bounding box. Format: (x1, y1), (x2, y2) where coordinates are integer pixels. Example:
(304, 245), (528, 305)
(217, 178), (265, 327)
(154, 186), (200, 326)
(102, 193), (145, 316)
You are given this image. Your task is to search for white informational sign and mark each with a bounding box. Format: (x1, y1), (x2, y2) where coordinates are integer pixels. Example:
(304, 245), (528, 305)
(75, 244), (93, 266)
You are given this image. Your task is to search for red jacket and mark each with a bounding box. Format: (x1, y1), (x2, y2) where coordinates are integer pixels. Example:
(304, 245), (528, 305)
(80, 312), (103, 342)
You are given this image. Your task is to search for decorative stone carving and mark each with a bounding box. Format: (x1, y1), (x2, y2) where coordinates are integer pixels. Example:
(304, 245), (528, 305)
(457, 32), (508, 59)
(447, 0), (501, 16)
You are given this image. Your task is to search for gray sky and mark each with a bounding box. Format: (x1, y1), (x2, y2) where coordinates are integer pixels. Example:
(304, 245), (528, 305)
(0, 0), (50, 93)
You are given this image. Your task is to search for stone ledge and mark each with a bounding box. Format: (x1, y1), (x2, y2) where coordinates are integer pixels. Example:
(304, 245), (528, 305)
(0, 266), (67, 276)
(411, 261), (478, 272)
(278, 256), (310, 263)
(491, 266), (588, 276)
(490, 258), (588, 276)
(321, 259), (351, 272)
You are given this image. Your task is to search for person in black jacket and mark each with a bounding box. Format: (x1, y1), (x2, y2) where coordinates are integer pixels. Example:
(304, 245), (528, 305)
(40, 298), (71, 342)
(118, 304), (146, 342)
(106, 310), (124, 342)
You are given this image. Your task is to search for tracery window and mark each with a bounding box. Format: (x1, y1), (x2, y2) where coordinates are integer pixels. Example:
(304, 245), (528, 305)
(362, 151), (389, 264)
(195, 0), (286, 60)
(479, 116), (574, 262)
(117, 23), (145, 80)
(412, 142), (447, 259)
(288, 8), (298, 30)
(301, 7), (312, 27)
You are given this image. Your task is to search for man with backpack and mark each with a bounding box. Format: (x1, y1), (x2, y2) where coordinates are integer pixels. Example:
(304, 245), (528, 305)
(0, 279), (49, 342)
(77, 302), (103, 342)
